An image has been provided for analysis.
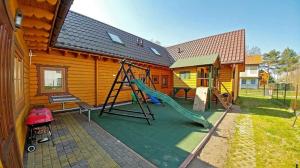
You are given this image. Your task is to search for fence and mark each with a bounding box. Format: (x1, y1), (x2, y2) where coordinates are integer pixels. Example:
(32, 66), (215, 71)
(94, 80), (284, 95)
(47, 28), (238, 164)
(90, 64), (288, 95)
(240, 83), (299, 110)
(271, 83), (299, 110)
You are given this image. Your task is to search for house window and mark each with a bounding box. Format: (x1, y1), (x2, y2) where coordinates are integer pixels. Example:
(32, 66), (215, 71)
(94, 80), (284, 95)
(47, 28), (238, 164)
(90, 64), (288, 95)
(14, 56), (24, 116)
(150, 47), (160, 56)
(152, 75), (159, 84)
(39, 66), (67, 94)
(179, 71), (190, 79)
(251, 79), (256, 85)
(242, 79), (246, 84)
(108, 32), (124, 45)
(161, 75), (168, 88)
(139, 74), (146, 82)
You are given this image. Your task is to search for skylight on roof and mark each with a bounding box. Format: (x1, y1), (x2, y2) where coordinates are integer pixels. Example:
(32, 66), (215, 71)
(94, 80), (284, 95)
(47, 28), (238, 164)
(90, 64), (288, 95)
(150, 47), (160, 55)
(108, 32), (124, 44)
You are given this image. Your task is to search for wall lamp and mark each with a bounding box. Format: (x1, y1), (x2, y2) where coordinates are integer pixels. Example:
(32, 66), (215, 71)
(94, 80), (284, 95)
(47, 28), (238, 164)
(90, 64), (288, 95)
(15, 9), (23, 29)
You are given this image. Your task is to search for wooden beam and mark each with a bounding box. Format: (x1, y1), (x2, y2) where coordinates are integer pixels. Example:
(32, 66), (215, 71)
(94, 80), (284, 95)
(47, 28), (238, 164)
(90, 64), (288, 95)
(24, 36), (49, 43)
(23, 28), (49, 37)
(63, 50), (68, 56)
(21, 5), (54, 21)
(30, 47), (47, 51)
(22, 18), (51, 31)
(47, 47), (52, 54)
(26, 42), (48, 48)
(36, 0), (58, 5)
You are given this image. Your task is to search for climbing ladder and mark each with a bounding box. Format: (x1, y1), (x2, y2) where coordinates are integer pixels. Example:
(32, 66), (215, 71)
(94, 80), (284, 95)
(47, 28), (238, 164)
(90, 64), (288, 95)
(99, 59), (155, 125)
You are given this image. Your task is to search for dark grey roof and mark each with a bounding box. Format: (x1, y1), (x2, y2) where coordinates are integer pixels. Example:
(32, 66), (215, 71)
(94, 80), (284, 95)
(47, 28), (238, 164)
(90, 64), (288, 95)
(55, 11), (174, 66)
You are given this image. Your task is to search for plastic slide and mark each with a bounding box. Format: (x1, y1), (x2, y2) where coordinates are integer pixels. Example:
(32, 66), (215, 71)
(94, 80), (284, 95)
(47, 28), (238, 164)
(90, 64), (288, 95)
(132, 79), (210, 128)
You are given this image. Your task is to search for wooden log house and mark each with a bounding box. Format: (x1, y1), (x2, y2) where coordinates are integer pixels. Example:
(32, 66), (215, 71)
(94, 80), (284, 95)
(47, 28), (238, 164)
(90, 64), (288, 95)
(0, 0), (245, 166)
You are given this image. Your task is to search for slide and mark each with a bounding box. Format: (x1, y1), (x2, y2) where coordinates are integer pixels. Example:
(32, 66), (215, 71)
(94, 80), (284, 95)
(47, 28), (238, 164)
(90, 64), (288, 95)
(132, 79), (210, 128)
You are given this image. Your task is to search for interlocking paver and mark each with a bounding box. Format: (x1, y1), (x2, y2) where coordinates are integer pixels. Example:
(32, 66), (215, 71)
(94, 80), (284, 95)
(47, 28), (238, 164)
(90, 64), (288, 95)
(24, 112), (155, 168)
(227, 115), (256, 167)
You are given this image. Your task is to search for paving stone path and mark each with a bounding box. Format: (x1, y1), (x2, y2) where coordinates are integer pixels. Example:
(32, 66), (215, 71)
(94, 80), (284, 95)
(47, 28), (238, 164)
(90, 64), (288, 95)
(227, 114), (256, 168)
(24, 112), (155, 168)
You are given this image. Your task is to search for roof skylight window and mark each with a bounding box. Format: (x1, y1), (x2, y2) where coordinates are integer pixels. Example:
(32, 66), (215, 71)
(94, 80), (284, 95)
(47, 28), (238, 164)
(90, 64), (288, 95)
(108, 32), (124, 44)
(150, 47), (160, 55)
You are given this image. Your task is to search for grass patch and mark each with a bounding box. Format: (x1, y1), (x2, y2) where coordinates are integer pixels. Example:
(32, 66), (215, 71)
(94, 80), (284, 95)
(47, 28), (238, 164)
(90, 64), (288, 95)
(226, 90), (300, 167)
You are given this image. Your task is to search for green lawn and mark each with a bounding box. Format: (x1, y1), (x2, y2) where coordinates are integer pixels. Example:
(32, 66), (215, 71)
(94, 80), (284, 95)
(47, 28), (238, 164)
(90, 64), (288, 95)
(226, 90), (300, 167)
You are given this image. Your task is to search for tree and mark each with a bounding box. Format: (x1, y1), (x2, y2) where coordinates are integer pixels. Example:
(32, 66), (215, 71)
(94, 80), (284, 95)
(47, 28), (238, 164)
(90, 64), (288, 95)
(277, 48), (299, 82)
(262, 49), (280, 74)
(247, 46), (261, 55)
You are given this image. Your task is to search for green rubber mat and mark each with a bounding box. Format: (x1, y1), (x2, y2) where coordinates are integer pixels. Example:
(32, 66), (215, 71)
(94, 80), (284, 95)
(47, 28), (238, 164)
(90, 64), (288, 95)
(91, 99), (225, 167)
(132, 79), (209, 128)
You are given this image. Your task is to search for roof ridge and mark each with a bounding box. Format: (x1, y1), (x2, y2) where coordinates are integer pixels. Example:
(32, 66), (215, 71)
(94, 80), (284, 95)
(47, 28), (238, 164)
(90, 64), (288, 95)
(68, 10), (166, 49)
(166, 29), (245, 48)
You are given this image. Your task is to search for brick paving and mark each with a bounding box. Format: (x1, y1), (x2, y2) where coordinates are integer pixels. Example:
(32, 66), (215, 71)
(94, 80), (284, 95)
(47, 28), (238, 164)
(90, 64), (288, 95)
(24, 112), (156, 168)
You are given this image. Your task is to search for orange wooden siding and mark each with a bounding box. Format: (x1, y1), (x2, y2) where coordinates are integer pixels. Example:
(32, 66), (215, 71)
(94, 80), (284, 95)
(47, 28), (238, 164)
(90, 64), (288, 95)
(30, 50), (173, 110)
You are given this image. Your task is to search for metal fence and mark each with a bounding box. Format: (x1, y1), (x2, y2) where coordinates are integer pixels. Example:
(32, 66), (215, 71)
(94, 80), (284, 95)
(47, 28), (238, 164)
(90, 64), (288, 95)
(240, 83), (299, 110)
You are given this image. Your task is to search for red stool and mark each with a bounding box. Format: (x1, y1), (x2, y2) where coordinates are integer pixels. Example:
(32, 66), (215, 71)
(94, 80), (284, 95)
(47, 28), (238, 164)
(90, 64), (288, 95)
(26, 108), (54, 152)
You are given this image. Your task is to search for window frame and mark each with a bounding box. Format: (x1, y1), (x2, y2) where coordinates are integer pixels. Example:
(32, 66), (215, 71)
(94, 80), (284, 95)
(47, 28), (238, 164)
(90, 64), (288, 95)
(161, 75), (169, 88)
(179, 71), (191, 80)
(36, 65), (69, 95)
(107, 32), (124, 45)
(241, 79), (247, 85)
(150, 47), (161, 56)
(14, 45), (25, 117)
(152, 75), (159, 84)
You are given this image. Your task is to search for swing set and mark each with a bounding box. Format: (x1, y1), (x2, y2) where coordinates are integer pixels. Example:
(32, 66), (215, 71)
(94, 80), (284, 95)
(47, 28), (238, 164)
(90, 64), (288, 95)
(99, 59), (158, 125)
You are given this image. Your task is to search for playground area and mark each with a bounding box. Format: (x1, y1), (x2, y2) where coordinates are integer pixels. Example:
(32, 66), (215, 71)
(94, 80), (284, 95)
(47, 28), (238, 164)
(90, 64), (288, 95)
(91, 98), (226, 167)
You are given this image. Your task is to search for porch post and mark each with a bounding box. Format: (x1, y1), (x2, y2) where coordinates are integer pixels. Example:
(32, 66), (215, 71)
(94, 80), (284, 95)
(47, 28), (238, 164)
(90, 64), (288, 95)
(208, 66), (213, 112)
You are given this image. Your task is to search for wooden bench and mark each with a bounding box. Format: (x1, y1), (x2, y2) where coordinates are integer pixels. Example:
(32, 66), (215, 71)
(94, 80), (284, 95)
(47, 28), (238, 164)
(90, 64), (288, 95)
(76, 102), (95, 122)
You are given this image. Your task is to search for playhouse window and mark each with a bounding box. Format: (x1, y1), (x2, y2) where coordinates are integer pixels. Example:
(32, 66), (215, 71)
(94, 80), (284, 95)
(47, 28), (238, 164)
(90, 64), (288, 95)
(242, 79), (246, 84)
(152, 75), (159, 84)
(150, 47), (160, 55)
(179, 71), (190, 79)
(108, 32), (124, 44)
(251, 79), (256, 84)
(161, 75), (168, 88)
(39, 67), (66, 94)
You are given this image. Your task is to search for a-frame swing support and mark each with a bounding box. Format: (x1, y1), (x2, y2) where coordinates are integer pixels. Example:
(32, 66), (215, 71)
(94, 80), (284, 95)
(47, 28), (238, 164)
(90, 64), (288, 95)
(99, 59), (156, 125)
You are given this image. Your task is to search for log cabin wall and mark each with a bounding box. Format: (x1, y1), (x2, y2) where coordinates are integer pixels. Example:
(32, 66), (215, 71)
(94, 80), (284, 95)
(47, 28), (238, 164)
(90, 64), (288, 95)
(3, 0), (72, 161)
(30, 49), (173, 110)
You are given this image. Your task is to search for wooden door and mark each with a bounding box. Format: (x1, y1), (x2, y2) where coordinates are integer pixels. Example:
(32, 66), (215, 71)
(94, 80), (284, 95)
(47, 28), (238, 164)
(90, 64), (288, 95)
(0, 1), (23, 167)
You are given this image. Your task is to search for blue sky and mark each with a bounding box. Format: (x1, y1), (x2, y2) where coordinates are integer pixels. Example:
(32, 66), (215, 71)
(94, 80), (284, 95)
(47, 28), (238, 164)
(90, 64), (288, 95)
(71, 0), (300, 53)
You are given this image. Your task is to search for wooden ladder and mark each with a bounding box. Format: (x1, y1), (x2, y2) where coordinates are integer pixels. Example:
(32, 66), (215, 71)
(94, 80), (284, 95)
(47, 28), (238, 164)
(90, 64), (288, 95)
(212, 87), (232, 110)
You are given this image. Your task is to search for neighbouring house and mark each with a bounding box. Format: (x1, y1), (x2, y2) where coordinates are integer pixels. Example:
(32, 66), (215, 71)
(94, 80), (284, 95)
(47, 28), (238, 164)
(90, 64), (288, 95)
(240, 55), (262, 89)
(0, 0), (246, 166)
(167, 30), (246, 102)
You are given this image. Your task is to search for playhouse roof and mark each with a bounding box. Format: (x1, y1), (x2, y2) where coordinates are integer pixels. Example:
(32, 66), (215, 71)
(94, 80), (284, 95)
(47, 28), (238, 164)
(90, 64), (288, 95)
(170, 54), (219, 69)
(54, 11), (174, 67)
(166, 29), (245, 64)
